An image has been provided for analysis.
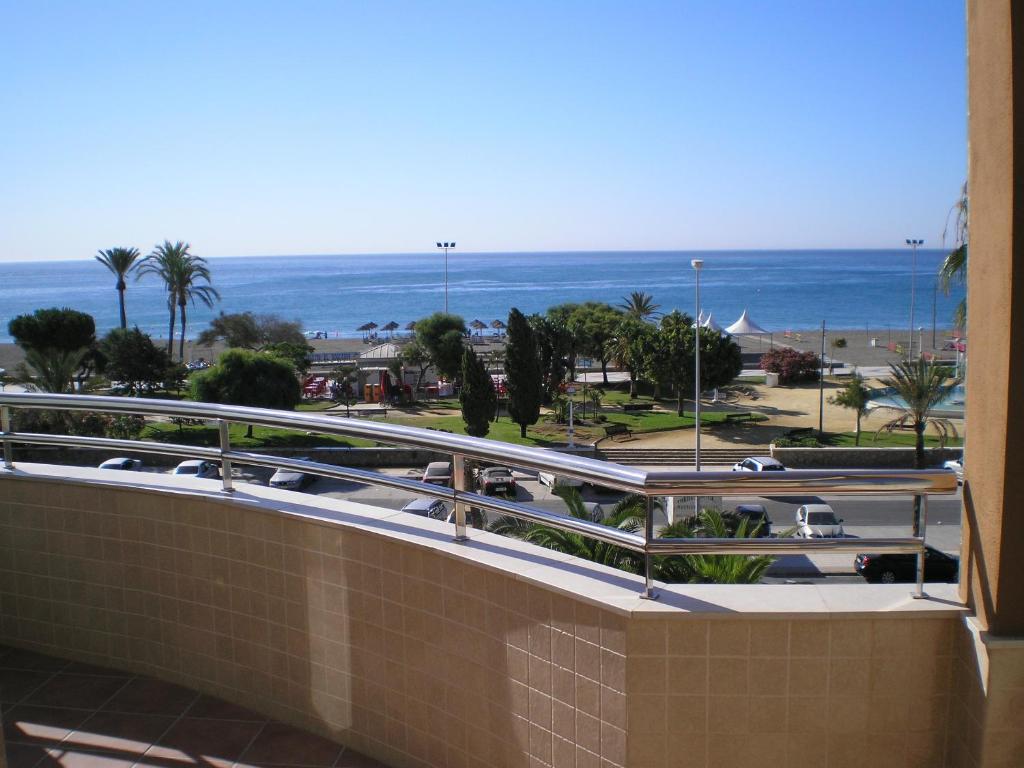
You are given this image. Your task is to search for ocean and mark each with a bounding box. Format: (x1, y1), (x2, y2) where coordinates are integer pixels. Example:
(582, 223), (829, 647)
(0, 250), (965, 344)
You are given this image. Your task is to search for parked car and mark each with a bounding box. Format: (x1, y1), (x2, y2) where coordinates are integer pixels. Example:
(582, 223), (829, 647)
(172, 460), (220, 479)
(732, 456), (786, 472)
(478, 466), (516, 496)
(98, 457), (144, 472)
(269, 459), (313, 491)
(538, 471), (583, 488)
(855, 546), (959, 584)
(422, 462), (452, 487)
(401, 498), (450, 520)
(794, 504), (844, 538)
(943, 458), (964, 484)
(733, 504), (772, 537)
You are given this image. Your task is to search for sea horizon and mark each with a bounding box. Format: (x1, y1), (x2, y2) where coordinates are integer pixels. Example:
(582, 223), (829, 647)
(0, 249), (965, 345)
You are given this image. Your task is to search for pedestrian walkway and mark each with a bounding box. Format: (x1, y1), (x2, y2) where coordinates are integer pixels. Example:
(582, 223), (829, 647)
(1, 645), (386, 768)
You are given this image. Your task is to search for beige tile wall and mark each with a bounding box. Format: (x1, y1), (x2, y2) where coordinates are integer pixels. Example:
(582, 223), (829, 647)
(0, 475), (969, 768)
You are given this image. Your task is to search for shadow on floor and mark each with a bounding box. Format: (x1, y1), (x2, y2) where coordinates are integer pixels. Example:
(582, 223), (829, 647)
(0, 645), (386, 768)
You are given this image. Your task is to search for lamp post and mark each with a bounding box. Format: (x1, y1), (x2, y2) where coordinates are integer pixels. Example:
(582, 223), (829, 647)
(435, 241), (456, 313)
(906, 239), (923, 356)
(691, 259), (704, 471)
(566, 385), (576, 448)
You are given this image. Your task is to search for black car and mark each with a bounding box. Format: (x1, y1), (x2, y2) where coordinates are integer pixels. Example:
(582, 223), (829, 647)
(854, 546), (959, 584)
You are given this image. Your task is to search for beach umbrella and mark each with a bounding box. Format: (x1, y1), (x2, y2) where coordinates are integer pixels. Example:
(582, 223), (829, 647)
(404, 321), (417, 332)
(382, 321), (399, 338)
(491, 319), (507, 336)
(470, 319), (488, 337)
(356, 321), (378, 341)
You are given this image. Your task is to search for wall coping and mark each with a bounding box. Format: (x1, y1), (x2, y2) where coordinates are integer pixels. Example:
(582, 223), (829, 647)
(1, 463), (968, 621)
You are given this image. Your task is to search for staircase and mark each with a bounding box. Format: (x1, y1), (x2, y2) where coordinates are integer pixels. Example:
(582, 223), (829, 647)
(596, 446), (768, 467)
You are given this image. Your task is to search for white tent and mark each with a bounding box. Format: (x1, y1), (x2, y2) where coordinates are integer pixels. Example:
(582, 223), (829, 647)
(725, 309), (769, 335)
(701, 313), (725, 333)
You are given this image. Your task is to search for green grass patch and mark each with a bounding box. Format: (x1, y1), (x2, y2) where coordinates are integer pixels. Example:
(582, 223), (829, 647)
(143, 421), (373, 449)
(827, 431), (964, 448)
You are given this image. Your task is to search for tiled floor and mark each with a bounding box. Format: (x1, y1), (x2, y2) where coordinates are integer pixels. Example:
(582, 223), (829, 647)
(0, 646), (387, 768)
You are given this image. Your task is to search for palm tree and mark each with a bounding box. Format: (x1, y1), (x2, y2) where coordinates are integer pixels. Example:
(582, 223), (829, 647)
(829, 372), (871, 445)
(618, 291), (660, 321)
(95, 247), (141, 329)
(875, 358), (960, 536)
(139, 241), (220, 360)
(939, 183), (968, 329)
(16, 347), (90, 393)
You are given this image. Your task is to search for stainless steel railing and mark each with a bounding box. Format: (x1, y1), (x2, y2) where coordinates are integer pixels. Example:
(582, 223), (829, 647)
(0, 392), (958, 598)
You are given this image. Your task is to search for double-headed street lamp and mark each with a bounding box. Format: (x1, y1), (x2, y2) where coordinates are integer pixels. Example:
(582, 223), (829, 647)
(692, 259), (704, 471)
(436, 241), (456, 313)
(906, 238), (923, 357)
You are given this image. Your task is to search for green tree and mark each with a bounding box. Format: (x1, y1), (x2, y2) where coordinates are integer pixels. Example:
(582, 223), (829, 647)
(329, 364), (358, 416)
(618, 291), (660, 321)
(196, 311), (306, 349)
(569, 302), (623, 384)
(612, 316), (656, 398)
(262, 341), (313, 376)
(875, 358), (960, 536)
(646, 310), (695, 415)
(696, 326), (743, 393)
(99, 328), (173, 396)
(459, 347), (496, 437)
(189, 348), (301, 437)
(663, 509), (775, 584)
(829, 372), (871, 445)
(399, 338), (431, 392)
(529, 313), (570, 404)
(414, 312), (466, 383)
(9, 308), (99, 389)
(139, 241), (220, 361)
(545, 303), (580, 381)
(940, 182), (968, 329)
(504, 308), (543, 438)
(94, 247), (142, 329)
(15, 348), (90, 394)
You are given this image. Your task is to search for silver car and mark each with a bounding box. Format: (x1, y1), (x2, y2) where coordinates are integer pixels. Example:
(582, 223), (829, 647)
(795, 504), (844, 538)
(401, 498), (450, 520)
(98, 457), (144, 472)
(269, 458), (313, 491)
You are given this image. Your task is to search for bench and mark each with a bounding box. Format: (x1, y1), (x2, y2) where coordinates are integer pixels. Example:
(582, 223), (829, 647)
(724, 412), (755, 423)
(603, 423), (632, 440)
(352, 408), (389, 418)
(621, 402), (654, 412)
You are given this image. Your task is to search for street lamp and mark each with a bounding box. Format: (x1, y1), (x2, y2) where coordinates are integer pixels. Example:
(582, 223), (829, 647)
(566, 385), (576, 449)
(691, 259), (704, 471)
(435, 241), (456, 313)
(906, 239), (923, 357)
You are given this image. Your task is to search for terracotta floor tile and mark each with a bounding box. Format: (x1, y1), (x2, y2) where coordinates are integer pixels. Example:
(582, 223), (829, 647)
(0, 670), (55, 705)
(4, 740), (50, 768)
(0, 649), (69, 673)
(24, 675), (130, 710)
(334, 750), (390, 767)
(149, 717), (265, 764)
(102, 679), (198, 717)
(3, 705), (93, 745)
(184, 696), (266, 722)
(67, 711), (177, 756)
(238, 722), (342, 767)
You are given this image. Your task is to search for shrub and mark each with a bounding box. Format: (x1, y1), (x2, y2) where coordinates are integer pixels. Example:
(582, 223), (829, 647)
(760, 348), (820, 384)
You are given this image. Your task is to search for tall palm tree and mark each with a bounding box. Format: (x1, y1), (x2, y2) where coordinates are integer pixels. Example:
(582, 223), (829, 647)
(939, 182), (968, 329)
(618, 291), (660, 321)
(875, 358), (960, 536)
(139, 241), (220, 360)
(95, 247), (141, 329)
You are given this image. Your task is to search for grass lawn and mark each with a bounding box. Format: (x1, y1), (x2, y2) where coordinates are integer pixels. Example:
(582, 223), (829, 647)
(827, 431), (964, 448)
(143, 421), (373, 449)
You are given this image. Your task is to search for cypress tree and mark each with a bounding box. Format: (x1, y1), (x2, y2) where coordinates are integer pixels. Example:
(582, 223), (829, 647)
(459, 347), (496, 438)
(505, 307), (543, 438)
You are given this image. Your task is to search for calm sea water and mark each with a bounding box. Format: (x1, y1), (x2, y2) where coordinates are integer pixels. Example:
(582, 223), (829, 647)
(0, 250), (964, 344)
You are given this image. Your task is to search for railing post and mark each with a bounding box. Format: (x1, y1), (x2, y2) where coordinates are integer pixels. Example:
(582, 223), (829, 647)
(640, 495), (658, 599)
(1, 406), (13, 470)
(452, 453), (468, 541)
(913, 493), (928, 599)
(218, 419), (234, 493)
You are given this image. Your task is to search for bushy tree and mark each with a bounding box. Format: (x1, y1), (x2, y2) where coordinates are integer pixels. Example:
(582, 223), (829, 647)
(760, 348), (820, 384)
(568, 302), (623, 384)
(504, 308), (542, 438)
(545, 303), (580, 380)
(9, 307), (96, 354)
(196, 311), (306, 349)
(399, 338), (431, 392)
(612, 316), (656, 398)
(529, 313), (570, 404)
(459, 347), (496, 438)
(646, 310), (695, 415)
(99, 328), (173, 396)
(697, 327), (743, 392)
(414, 312), (466, 383)
(262, 341), (313, 376)
(189, 348), (301, 437)
(829, 372), (871, 445)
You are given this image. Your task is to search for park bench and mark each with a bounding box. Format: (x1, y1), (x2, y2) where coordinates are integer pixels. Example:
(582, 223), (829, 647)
(724, 412), (755, 423)
(621, 402), (654, 412)
(603, 423), (632, 440)
(353, 408), (389, 418)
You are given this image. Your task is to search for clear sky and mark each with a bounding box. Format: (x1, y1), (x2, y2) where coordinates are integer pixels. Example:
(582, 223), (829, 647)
(0, 1), (966, 262)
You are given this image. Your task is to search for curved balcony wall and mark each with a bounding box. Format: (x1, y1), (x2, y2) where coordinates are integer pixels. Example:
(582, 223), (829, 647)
(1, 466), (966, 768)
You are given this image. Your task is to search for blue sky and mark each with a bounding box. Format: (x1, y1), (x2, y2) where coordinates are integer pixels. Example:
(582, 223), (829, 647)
(0, 1), (966, 261)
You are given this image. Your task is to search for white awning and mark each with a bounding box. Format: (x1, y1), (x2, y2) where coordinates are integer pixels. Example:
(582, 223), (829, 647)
(725, 309), (769, 335)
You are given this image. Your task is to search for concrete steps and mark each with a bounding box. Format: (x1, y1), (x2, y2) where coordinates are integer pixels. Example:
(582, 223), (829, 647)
(597, 447), (767, 466)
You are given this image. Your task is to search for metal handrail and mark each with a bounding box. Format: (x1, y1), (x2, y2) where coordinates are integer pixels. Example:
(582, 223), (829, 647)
(0, 392), (958, 598)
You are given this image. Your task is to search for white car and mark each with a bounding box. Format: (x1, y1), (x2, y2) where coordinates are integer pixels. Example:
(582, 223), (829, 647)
(401, 498), (450, 520)
(732, 456), (786, 472)
(538, 472), (584, 488)
(795, 504), (845, 538)
(943, 458), (964, 484)
(422, 462), (452, 487)
(98, 457), (144, 472)
(269, 459), (312, 491)
(172, 460), (220, 479)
